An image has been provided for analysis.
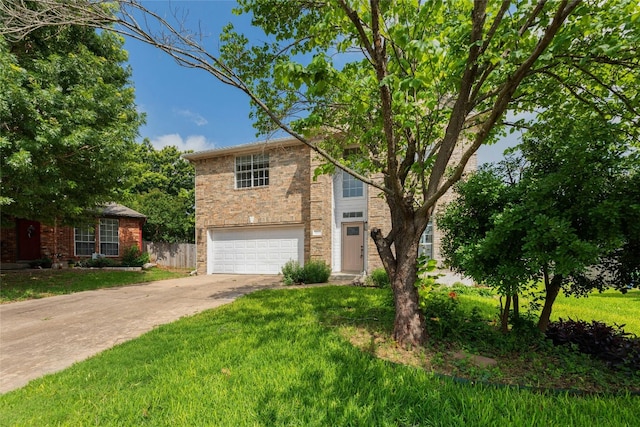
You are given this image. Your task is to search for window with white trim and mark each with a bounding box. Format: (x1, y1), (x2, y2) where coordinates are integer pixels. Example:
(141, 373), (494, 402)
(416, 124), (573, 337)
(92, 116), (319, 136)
(342, 171), (363, 198)
(99, 219), (119, 256)
(236, 154), (269, 188)
(74, 226), (95, 256)
(419, 219), (434, 259)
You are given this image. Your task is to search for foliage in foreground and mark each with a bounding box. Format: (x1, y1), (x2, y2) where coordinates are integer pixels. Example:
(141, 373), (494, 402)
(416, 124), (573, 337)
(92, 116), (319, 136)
(0, 287), (637, 426)
(546, 319), (640, 372)
(0, 26), (142, 223)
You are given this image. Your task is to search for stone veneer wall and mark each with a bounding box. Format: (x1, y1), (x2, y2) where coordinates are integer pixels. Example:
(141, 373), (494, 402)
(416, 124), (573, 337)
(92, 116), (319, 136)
(192, 143), (311, 274)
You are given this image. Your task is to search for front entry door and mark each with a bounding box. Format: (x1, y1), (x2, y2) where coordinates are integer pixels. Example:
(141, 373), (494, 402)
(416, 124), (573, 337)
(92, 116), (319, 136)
(17, 219), (41, 261)
(341, 222), (364, 273)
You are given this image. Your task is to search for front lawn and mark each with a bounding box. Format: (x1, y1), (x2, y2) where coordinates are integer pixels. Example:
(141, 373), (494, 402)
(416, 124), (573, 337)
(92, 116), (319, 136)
(0, 286), (637, 426)
(0, 268), (189, 303)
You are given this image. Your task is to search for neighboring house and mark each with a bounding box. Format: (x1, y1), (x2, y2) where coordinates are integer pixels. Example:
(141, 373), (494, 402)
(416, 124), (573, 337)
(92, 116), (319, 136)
(0, 203), (146, 265)
(184, 137), (476, 275)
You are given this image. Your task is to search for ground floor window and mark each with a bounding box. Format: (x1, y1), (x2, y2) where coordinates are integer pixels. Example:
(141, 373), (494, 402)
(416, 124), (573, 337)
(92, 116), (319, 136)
(74, 219), (119, 257)
(419, 219), (433, 259)
(99, 219), (119, 256)
(74, 226), (95, 256)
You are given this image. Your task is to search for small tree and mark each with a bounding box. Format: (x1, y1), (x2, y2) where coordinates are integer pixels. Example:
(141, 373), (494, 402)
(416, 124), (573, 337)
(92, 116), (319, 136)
(439, 112), (639, 332)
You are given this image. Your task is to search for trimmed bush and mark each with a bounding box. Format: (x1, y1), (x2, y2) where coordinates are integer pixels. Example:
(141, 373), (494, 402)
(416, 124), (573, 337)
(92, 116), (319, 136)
(121, 246), (150, 267)
(281, 260), (331, 285)
(301, 260), (331, 284)
(281, 260), (305, 285)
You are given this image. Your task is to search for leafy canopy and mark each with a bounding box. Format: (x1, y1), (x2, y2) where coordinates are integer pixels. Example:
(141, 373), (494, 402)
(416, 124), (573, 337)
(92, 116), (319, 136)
(0, 24), (142, 225)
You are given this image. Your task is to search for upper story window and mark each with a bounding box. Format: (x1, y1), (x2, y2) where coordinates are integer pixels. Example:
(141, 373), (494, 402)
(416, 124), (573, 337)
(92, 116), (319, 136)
(236, 154), (269, 188)
(342, 171), (363, 198)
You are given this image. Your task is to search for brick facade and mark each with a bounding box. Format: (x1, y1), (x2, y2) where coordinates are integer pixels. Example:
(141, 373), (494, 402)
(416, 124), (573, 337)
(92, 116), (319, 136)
(185, 138), (476, 275)
(0, 211), (144, 264)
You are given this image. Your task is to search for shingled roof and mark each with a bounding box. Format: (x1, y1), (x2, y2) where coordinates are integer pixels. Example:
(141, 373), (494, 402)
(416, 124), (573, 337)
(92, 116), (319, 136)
(99, 203), (146, 219)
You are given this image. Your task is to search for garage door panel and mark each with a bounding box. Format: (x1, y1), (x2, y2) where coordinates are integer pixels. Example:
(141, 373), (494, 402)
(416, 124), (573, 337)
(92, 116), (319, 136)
(209, 227), (304, 274)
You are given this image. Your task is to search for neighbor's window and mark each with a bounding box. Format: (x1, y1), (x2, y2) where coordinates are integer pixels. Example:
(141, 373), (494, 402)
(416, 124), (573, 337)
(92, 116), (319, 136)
(99, 219), (119, 256)
(74, 226), (95, 256)
(419, 219), (434, 259)
(342, 171), (363, 198)
(236, 154), (269, 188)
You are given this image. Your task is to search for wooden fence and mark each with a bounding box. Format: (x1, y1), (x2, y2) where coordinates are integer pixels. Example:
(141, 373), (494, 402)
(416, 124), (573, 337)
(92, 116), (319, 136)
(143, 241), (196, 269)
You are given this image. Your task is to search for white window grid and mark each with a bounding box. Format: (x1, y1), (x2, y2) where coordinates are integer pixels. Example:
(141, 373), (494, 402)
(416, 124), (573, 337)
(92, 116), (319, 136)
(419, 220), (434, 259)
(236, 154), (269, 188)
(99, 219), (119, 256)
(342, 171), (363, 198)
(74, 226), (95, 256)
(342, 211), (364, 218)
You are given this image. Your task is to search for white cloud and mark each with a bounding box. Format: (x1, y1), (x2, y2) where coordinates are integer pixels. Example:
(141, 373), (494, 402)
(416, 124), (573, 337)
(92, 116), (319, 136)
(150, 134), (214, 152)
(174, 109), (208, 126)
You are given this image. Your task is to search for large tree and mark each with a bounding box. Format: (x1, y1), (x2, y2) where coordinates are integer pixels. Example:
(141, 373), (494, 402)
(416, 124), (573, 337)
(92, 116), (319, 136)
(3, 0), (638, 346)
(123, 140), (195, 243)
(439, 111), (639, 332)
(0, 22), (142, 225)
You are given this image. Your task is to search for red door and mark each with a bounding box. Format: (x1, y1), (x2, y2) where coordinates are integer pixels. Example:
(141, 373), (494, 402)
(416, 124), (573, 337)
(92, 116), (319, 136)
(17, 219), (41, 260)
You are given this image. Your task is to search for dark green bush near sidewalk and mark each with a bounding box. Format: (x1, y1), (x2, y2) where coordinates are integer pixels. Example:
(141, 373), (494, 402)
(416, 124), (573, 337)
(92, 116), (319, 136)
(120, 245), (151, 267)
(281, 260), (331, 285)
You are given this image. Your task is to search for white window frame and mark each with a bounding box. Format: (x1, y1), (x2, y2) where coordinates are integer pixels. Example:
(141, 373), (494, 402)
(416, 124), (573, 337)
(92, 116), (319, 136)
(74, 226), (95, 256)
(419, 219), (434, 259)
(99, 218), (119, 256)
(235, 154), (269, 189)
(342, 171), (363, 198)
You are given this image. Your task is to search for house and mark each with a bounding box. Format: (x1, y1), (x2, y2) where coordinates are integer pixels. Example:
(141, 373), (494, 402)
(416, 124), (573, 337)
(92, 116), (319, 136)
(0, 203), (146, 266)
(183, 137), (476, 276)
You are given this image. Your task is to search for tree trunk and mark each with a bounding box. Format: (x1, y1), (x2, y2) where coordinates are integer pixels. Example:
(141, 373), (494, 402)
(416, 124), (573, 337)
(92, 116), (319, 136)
(500, 295), (511, 333)
(513, 293), (520, 320)
(538, 272), (563, 332)
(371, 219), (427, 348)
(391, 252), (427, 347)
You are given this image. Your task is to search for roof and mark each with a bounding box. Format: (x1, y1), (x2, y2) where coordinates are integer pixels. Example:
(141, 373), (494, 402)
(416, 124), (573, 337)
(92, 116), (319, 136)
(182, 137), (302, 161)
(100, 203), (146, 219)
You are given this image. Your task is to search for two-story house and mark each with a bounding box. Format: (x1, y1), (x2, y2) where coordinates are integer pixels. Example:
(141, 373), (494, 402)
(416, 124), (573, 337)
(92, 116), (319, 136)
(184, 137), (476, 276)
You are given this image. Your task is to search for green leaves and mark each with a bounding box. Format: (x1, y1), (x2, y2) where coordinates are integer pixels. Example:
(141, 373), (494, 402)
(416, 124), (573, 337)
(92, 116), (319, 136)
(0, 25), (142, 224)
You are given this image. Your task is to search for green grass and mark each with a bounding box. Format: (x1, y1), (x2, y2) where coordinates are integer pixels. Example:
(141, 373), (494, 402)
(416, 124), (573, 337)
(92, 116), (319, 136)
(1, 286), (638, 426)
(551, 290), (640, 334)
(0, 268), (189, 303)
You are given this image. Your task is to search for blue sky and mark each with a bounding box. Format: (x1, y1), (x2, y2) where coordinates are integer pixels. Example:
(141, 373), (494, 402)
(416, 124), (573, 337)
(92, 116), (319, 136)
(124, 1), (517, 163)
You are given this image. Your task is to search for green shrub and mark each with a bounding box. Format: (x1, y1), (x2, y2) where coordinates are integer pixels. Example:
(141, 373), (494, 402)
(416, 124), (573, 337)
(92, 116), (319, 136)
(121, 246), (150, 267)
(83, 257), (117, 268)
(366, 268), (390, 288)
(28, 258), (52, 269)
(281, 260), (305, 285)
(281, 260), (331, 285)
(301, 260), (331, 284)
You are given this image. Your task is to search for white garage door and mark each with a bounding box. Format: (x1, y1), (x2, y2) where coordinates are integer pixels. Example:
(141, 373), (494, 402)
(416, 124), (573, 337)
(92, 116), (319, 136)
(208, 227), (304, 274)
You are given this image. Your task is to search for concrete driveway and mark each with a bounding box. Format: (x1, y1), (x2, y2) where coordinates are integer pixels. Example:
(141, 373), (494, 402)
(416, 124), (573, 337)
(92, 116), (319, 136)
(0, 274), (282, 394)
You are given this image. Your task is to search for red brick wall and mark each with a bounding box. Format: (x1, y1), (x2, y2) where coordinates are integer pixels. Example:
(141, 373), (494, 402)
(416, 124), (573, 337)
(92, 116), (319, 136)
(0, 217), (144, 263)
(0, 226), (17, 263)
